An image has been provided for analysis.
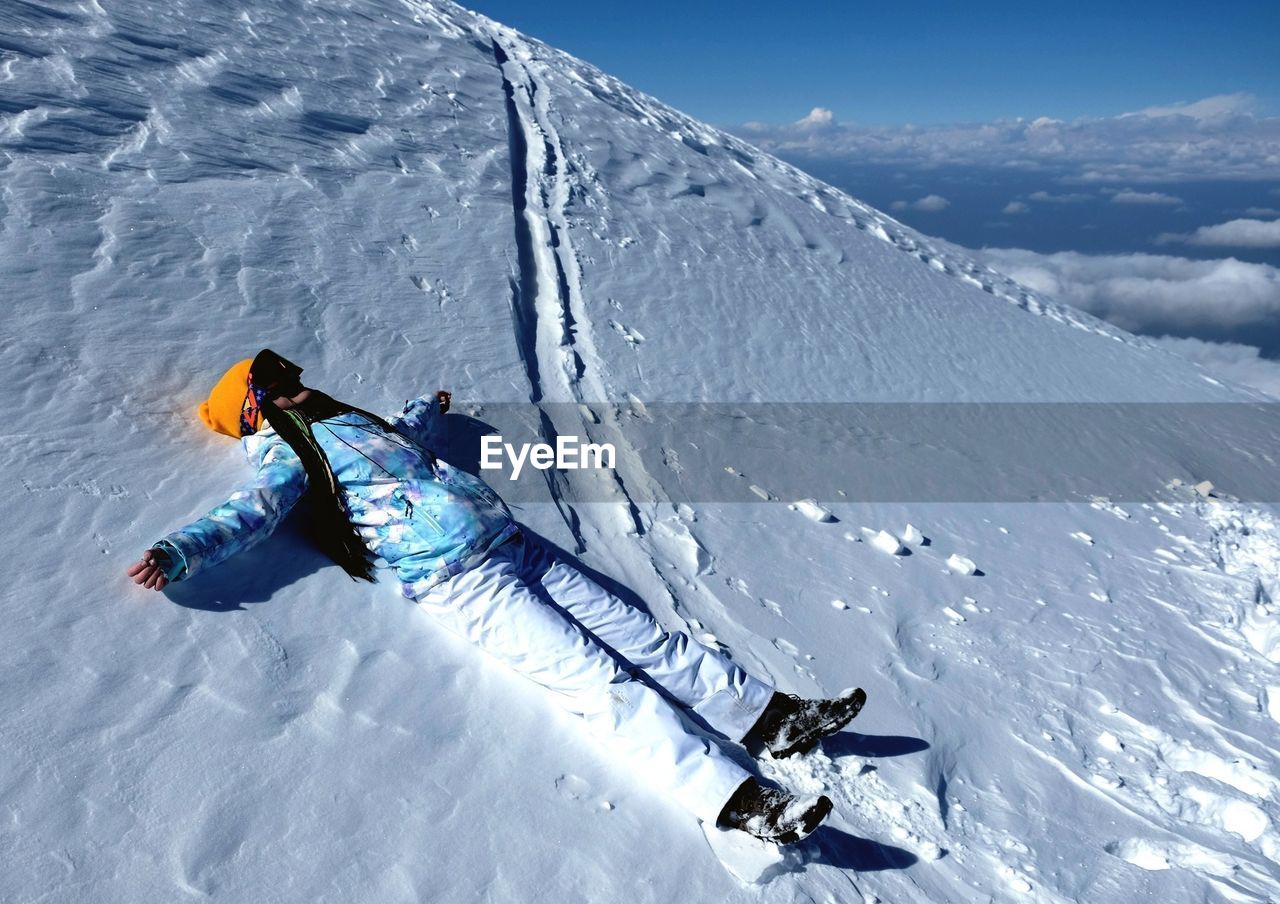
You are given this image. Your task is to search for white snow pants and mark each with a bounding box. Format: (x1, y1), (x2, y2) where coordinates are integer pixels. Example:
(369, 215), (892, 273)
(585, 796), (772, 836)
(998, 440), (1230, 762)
(413, 531), (774, 824)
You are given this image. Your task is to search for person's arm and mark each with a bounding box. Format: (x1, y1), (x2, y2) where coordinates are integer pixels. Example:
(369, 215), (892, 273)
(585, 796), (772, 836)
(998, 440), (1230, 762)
(128, 432), (308, 590)
(387, 389), (451, 450)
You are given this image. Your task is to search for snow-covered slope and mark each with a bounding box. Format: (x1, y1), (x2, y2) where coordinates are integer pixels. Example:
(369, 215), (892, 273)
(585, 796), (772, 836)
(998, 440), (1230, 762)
(2, 2), (1278, 902)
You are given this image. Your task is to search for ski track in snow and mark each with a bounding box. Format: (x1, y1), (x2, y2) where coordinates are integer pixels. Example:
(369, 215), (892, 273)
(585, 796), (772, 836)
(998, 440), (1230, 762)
(489, 28), (754, 648)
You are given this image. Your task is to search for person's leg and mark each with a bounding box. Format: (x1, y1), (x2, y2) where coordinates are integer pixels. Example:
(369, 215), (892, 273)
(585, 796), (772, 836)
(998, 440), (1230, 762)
(414, 538), (751, 825)
(517, 534), (774, 744)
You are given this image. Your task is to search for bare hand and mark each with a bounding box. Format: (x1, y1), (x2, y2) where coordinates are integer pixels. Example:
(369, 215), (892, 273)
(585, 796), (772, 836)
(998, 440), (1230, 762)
(127, 549), (169, 592)
(436, 389), (451, 414)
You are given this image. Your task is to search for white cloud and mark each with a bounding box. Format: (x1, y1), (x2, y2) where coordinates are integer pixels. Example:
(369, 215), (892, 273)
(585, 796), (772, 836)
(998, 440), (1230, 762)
(796, 107), (835, 127)
(979, 247), (1280, 336)
(1158, 217), (1280, 248)
(1003, 201), (1030, 214)
(1120, 93), (1255, 121)
(1028, 191), (1092, 203)
(1245, 207), (1280, 217)
(732, 93), (1280, 182)
(891, 194), (950, 212)
(973, 247), (1280, 398)
(1111, 189), (1182, 205)
(1149, 336), (1280, 399)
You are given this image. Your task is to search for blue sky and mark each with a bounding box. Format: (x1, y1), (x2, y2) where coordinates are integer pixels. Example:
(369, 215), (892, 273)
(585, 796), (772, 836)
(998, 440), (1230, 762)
(467, 1), (1279, 125)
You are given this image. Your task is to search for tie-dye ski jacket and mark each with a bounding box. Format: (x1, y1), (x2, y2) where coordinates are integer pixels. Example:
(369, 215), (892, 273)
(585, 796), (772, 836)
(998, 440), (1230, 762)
(152, 395), (519, 599)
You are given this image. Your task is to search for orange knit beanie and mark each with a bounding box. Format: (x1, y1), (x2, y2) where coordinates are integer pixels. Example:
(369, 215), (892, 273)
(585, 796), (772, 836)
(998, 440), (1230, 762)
(198, 358), (254, 438)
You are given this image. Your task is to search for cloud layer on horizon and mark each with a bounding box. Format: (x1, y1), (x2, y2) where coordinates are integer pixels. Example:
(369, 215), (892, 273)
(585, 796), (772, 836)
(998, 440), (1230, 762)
(1148, 336), (1280, 400)
(979, 247), (1280, 338)
(1158, 217), (1280, 248)
(978, 247), (1280, 398)
(734, 94), (1280, 183)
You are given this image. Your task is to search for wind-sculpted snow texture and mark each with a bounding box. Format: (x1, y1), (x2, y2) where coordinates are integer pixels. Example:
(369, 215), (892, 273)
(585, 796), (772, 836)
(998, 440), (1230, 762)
(2, 1), (1278, 902)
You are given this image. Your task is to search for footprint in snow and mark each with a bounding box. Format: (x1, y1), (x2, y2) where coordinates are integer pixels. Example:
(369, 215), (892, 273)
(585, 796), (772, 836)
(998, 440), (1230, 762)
(722, 466), (775, 501)
(608, 319), (645, 347)
(772, 637), (800, 657)
(555, 773), (590, 799)
(555, 774), (614, 811)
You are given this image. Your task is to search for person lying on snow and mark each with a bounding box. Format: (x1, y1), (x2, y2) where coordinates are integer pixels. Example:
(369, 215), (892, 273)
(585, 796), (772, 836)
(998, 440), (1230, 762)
(127, 349), (865, 845)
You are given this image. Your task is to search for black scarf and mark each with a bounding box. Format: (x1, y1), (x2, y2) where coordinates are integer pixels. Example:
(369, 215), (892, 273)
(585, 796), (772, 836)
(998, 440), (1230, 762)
(262, 391), (406, 583)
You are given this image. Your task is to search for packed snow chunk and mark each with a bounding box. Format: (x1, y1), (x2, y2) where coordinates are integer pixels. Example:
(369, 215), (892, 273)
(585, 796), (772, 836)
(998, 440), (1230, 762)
(1265, 686), (1280, 724)
(916, 840), (944, 861)
(1242, 604), (1280, 663)
(945, 553), (978, 575)
(1000, 866), (1033, 893)
(1107, 839), (1172, 871)
(1183, 787), (1270, 843)
(831, 599), (849, 610)
(1070, 531), (1094, 546)
(1096, 731), (1123, 753)
(1162, 742), (1277, 797)
(902, 523), (925, 545)
(1194, 480), (1215, 498)
(700, 822), (803, 884)
(1091, 498), (1133, 520)
(942, 606), (966, 623)
(790, 498), (836, 523)
(871, 530), (904, 555)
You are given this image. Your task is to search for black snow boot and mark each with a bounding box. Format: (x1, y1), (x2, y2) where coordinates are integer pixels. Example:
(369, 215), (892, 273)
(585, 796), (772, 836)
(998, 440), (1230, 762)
(716, 778), (833, 845)
(745, 688), (867, 759)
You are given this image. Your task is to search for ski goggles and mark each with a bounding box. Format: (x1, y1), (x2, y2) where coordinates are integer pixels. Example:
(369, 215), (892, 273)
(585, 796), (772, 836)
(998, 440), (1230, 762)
(240, 349), (305, 436)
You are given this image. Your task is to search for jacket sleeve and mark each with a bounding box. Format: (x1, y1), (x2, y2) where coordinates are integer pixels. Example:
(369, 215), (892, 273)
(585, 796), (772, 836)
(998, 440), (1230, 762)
(151, 431), (308, 582)
(386, 394), (446, 451)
